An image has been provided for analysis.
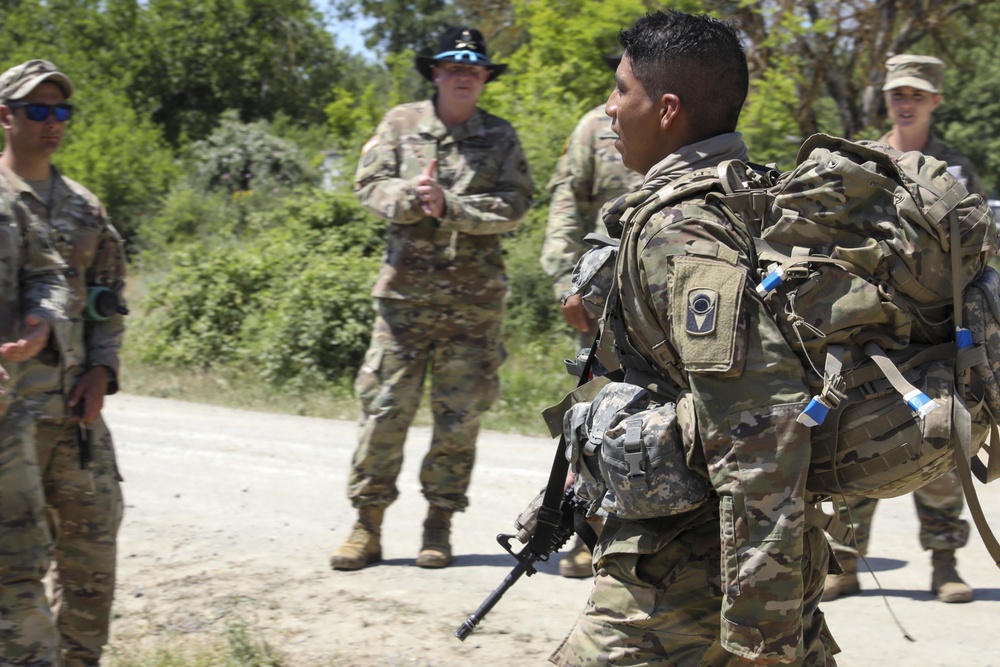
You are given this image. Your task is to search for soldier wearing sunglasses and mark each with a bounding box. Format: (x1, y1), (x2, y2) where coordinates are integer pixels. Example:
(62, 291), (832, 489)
(0, 59), (127, 667)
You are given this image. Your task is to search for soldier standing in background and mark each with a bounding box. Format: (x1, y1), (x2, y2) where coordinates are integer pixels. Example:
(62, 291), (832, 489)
(541, 54), (641, 579)
(0, 166), (71, 665)
(330, 27), (533, 572)
(824, 54), (985, 605)
(0, 59), (128, 667)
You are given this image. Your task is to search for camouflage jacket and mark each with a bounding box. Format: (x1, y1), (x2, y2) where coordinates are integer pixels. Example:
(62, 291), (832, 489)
(0, 188), (71, 420)
(878, 131), (986, 198)
(541, 105), (641, 299)
(0, 164), (126, 420)
(602, 133), (814, 663)
(354, 99), (534, 305)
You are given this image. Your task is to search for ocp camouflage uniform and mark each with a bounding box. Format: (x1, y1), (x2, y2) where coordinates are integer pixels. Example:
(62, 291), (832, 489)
(0, 188), (71, 667)
(542, 105), (642, 369)
(1, 163), (126, 667)
(828, 134), (986, 570)
(541, 104), (642, 302)
(349, 99), (533, 512)
(552, 133), (836, 666)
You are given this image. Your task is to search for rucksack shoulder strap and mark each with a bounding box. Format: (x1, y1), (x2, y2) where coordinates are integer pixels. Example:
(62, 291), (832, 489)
(953, 444), (1000, 568)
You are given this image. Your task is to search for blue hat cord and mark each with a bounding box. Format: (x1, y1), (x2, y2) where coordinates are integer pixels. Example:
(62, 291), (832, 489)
(434, 50), (487, 64)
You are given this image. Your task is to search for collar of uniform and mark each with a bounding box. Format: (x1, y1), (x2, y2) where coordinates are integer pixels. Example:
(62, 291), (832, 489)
(643, 132), (749, 189)
(877, 130), (936, 155)
(0, 162), (68, 208)
(0, 164), (66, 204)
(418, 97), (488, 144)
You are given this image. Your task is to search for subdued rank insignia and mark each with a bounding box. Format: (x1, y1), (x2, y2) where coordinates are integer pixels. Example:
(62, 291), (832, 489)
(686, 288), (718, 335)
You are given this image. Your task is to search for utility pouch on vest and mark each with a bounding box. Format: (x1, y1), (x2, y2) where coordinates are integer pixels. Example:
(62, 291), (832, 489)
(573, 381), (711, 520)
(564, 400), (607, 512)
(562, 233), (619, 319)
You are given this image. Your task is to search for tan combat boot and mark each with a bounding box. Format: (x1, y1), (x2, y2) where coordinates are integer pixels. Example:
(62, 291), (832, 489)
(822, 553), (860, 602)
(559, 535), (594, 578)
(931, 549), (973, 603)
(416, 507), (452, 568)
(330, 506), (385, 571)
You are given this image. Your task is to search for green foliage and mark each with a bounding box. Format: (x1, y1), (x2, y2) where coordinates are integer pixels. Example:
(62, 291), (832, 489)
(926, 3), (1000, 197)
(739, 8), (814, 169)
(334, 0), (457, 54)
(187, 111), (314, 195)
(135, 190), (386, 386)
(137, 186), (235, 258)
(128, 0), (349, 144)
(502, 208), (561, 338)
(223, 622), (282, 667)
(479, 0), (652, 191)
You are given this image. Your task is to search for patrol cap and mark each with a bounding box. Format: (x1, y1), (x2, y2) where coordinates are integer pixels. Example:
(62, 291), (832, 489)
(882, 54), (944, 93)
(0, 60), (74, 103)
(415, 27), (507, 83)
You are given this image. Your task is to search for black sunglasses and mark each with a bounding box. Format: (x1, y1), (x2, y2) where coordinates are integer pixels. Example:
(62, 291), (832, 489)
(6, 102), (73, 122)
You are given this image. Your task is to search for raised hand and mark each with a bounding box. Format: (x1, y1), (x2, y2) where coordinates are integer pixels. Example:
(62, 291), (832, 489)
(415, 159), (445, 218)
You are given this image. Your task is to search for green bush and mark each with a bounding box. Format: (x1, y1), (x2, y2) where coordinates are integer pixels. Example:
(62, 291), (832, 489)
(136, 189), (386, 383)
(187, 111), (315, 195)
(502, 207), (563, 339)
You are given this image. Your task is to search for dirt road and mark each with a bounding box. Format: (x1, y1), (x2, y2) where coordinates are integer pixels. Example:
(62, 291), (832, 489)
(105, 394), (1000, 666)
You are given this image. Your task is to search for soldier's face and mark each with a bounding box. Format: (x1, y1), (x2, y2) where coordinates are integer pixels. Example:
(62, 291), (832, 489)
(606, 55), (663, 174)
(885, 86), (940, 131)
(433, 62), (489, 106)
(0, 81), (67, 159)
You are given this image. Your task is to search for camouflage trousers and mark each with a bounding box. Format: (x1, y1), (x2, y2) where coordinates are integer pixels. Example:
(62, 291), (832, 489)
(347, 298), (505, 512)
(550, 518), (838, 666)
(829, 469), (968, 559)
(0, 403), (60, 667)
(36, 416), (124, 666)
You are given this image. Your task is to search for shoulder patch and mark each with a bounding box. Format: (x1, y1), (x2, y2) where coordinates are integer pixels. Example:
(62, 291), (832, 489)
(670, 256), (745, 373)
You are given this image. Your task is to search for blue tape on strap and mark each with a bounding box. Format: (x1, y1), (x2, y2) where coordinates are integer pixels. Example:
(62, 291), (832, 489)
(903, 389), (938, 417)
(956, 327), (973, 350)
(755, 266), (785, 297)
(797, 396), (830, 428)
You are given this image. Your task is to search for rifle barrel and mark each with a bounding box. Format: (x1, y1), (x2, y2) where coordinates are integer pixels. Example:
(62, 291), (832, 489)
(454, 557), (533, 640)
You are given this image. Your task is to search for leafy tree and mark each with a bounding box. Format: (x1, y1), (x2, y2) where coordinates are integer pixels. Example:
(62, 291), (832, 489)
(332, 0), (457, 55)
(716, 0), (986, 140)
(126, 0), (351, 144)
(135, 190), (387, 384)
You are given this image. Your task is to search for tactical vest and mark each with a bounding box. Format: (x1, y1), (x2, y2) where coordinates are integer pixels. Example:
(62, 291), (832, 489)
(605, 168), (753, 404)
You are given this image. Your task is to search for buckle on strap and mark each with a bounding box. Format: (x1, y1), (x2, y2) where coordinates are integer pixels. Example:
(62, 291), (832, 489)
(623, 417), (647, 490)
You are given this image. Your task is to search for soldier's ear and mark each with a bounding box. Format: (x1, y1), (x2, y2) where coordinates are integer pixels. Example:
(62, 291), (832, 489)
(0, 105), (13, 130)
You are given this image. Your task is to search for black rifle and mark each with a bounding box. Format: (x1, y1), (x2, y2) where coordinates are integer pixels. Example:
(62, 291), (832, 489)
(455, 344), (604, 641)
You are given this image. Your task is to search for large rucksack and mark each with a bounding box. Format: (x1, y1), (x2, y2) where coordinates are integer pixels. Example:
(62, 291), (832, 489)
(586, 133), (1000, 561)
(707, 134), (1000, 561)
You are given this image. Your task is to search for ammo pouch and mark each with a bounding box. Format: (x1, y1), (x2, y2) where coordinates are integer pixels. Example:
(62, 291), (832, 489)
(562, 233), (619, 319)
(564, 381), (711, 520)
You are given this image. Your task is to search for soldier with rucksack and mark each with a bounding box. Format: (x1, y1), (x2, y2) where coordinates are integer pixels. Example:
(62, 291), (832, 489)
(823, 54), (989, 604)
(550, 12), (838, 664)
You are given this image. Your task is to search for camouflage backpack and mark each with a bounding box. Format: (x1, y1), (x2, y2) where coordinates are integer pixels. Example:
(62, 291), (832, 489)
(581, 134), (1000, 559)
(709, 134), (1000, 561)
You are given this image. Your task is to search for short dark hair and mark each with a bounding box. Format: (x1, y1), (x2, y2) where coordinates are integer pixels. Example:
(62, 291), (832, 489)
(619, 11), (748, 139)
